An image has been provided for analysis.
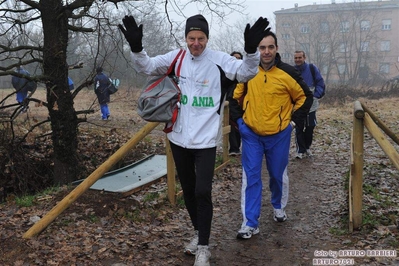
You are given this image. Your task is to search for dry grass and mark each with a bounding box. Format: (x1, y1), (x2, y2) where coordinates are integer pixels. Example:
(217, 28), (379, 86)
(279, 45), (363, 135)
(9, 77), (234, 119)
(1, 86), (167, 139)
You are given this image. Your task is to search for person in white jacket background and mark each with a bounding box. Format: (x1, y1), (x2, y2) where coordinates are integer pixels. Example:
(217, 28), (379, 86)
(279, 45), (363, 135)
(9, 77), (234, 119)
(119, 14), (270, 266)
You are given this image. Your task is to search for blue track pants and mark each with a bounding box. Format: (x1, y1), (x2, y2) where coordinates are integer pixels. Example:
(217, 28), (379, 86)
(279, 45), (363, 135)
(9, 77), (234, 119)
(238, 119), (292, 228)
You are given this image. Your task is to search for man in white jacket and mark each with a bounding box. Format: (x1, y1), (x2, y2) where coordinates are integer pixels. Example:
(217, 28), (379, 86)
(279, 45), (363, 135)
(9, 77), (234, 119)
(119, 14), (269, 266)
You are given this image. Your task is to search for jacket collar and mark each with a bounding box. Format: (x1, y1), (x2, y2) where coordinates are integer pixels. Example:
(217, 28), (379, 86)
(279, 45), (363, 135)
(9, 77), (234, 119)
(260, 52), (281, 71)
(295, 61), (308, 72)
(188, 47), (209, 61)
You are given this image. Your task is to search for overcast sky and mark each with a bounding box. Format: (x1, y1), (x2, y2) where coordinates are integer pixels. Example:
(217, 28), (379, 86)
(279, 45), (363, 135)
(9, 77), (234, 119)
(241, 0), (325, 21)
(170, 0), (332, 33)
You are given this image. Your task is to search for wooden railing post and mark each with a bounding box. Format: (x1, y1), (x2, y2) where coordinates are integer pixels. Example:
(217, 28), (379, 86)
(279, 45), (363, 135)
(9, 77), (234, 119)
(222, 101), (230, 163)
(351, 101), (364, 231)
(215, 101), (231, 174)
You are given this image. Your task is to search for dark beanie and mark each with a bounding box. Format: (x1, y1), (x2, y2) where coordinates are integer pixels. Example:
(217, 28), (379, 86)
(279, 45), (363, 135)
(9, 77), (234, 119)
(96, 67), (103, 73)
(185, 14), (209, 38)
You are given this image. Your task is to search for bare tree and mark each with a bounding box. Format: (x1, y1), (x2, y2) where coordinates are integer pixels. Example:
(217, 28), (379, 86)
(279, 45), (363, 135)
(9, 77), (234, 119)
(0, 0), (244, 187)
(208, 16), (248, 53)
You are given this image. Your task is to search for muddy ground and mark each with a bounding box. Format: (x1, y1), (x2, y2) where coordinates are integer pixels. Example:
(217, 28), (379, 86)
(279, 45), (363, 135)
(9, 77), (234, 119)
(1, 91), (398, 266)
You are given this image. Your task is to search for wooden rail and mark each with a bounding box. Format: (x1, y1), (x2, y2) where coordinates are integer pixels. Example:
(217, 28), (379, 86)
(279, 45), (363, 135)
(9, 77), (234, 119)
(349, 100), (399, 231)
(23, 121), (161, 239)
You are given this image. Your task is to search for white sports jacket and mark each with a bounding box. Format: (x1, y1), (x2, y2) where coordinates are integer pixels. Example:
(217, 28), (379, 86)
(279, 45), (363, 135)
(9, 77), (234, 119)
(131, 47), (260, 149)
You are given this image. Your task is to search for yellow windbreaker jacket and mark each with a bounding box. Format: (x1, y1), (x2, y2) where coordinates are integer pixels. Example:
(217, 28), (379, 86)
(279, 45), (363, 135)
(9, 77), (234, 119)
(233, 55), (313, 136)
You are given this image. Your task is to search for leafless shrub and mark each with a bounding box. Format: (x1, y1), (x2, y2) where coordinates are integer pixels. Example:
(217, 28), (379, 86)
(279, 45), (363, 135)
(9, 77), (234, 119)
(322, 83), (399, 106)
(0, 125), (54, 202)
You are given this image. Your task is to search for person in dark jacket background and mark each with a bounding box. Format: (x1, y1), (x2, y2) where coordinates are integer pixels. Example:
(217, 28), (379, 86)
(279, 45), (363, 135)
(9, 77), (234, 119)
(11, 65), (36, 112)
(227, 51), (243, 156)
(94, 67), (111, 120)
(68, 77), (74, 91)
(293, 50), (325, 159)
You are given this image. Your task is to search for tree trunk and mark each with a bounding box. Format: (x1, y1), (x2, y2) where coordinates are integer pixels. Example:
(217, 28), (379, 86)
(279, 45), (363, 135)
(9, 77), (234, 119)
(41, 0), (79, 184)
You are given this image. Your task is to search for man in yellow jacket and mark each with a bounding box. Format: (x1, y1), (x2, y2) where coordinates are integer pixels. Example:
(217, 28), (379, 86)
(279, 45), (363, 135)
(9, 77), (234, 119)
(230, 31), (313, 239)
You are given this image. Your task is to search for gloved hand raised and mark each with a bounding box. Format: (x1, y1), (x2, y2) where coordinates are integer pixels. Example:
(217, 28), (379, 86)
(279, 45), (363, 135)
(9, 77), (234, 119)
(244, 17), (270, 54)
(118, 15), (143, 53)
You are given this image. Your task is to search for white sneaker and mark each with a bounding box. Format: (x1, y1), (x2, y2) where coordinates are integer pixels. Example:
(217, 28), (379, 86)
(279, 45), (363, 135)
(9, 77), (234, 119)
(295, 153), (304, 159)
(194, 245), (211, 266)
(273, 208), (287, 222)
(306, 149), (313, 157)
(236, 225), (260, 239)
(184, 230), (198, 255)
(229, 151), (241, 156)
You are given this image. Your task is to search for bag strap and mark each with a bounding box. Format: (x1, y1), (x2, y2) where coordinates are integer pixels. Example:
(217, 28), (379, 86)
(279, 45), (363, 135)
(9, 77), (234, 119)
(163, 49), (186, 133)
(176, 50), (186, 76)
(166, 49), (184, 75)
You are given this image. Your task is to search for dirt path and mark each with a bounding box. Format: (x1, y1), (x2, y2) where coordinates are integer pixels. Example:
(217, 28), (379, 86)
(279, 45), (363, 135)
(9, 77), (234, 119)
(1, 126), (348, 266)
(145, 125), (350, 266)
(201, 146), (346, 266)
(1, 99), (399, 265)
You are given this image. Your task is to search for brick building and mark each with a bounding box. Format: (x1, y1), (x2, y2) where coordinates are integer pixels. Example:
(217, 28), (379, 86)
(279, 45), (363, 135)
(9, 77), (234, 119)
(274, 0), (399, 84)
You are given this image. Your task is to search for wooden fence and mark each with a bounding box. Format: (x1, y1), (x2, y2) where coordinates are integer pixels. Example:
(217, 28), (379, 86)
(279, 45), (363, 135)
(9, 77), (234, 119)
(349, 100), (399, 231)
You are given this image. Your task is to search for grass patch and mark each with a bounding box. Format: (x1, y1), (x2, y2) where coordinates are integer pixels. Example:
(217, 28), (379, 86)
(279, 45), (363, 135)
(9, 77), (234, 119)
(362, 211), (378, 228)
(363, 183), (377, 195)
(15, 195), (35, 207)
(176, 193), (185, 208)
(386, 238), (399, 248)
(14, 185), (63, 207)
(174, 182), (185, 208)
(58, 218), (73, 226)
(124, 209), (143, 222)
(143, 191), (160, 203)
(330, 213), (349, 236)
(329, 226), (348, 236)
(215, 154), (223, 167)
(88, 215), (99, 223)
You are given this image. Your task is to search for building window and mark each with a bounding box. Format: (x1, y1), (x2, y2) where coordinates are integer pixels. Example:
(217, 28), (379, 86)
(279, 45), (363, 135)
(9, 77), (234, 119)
(379, 63), (390, 74)
(300, 24), (310, 33)
(320, 43), (330, 53)
(282, 34), (290, 40)
(360, 20), (370, 31)
(320, 22), (329, 33)
(338, 64), (346, 74)
(282, 22), (291, 27)
(382, 19), (391, 30)
(340, 21), (350, 32)
(360, 41), (369, 52)
(380, 40), (391, 51)
(281, 53), (291, 59)
(339, 42), (348, 53)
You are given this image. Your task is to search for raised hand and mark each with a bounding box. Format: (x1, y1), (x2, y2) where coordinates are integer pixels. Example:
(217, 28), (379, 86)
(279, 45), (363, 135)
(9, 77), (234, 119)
(118, 15), (143, 53)
(244, 17), (270, 54)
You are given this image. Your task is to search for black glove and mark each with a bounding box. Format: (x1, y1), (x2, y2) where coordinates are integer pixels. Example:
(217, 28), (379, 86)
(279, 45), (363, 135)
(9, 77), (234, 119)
(293, 118), (304, 131)
(244, 17), (270, 54)
(118, 15), (143, 53)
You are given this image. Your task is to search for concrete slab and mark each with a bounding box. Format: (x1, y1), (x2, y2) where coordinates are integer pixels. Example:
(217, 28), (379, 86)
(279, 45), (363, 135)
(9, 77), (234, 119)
(73, 154), (167, 193)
